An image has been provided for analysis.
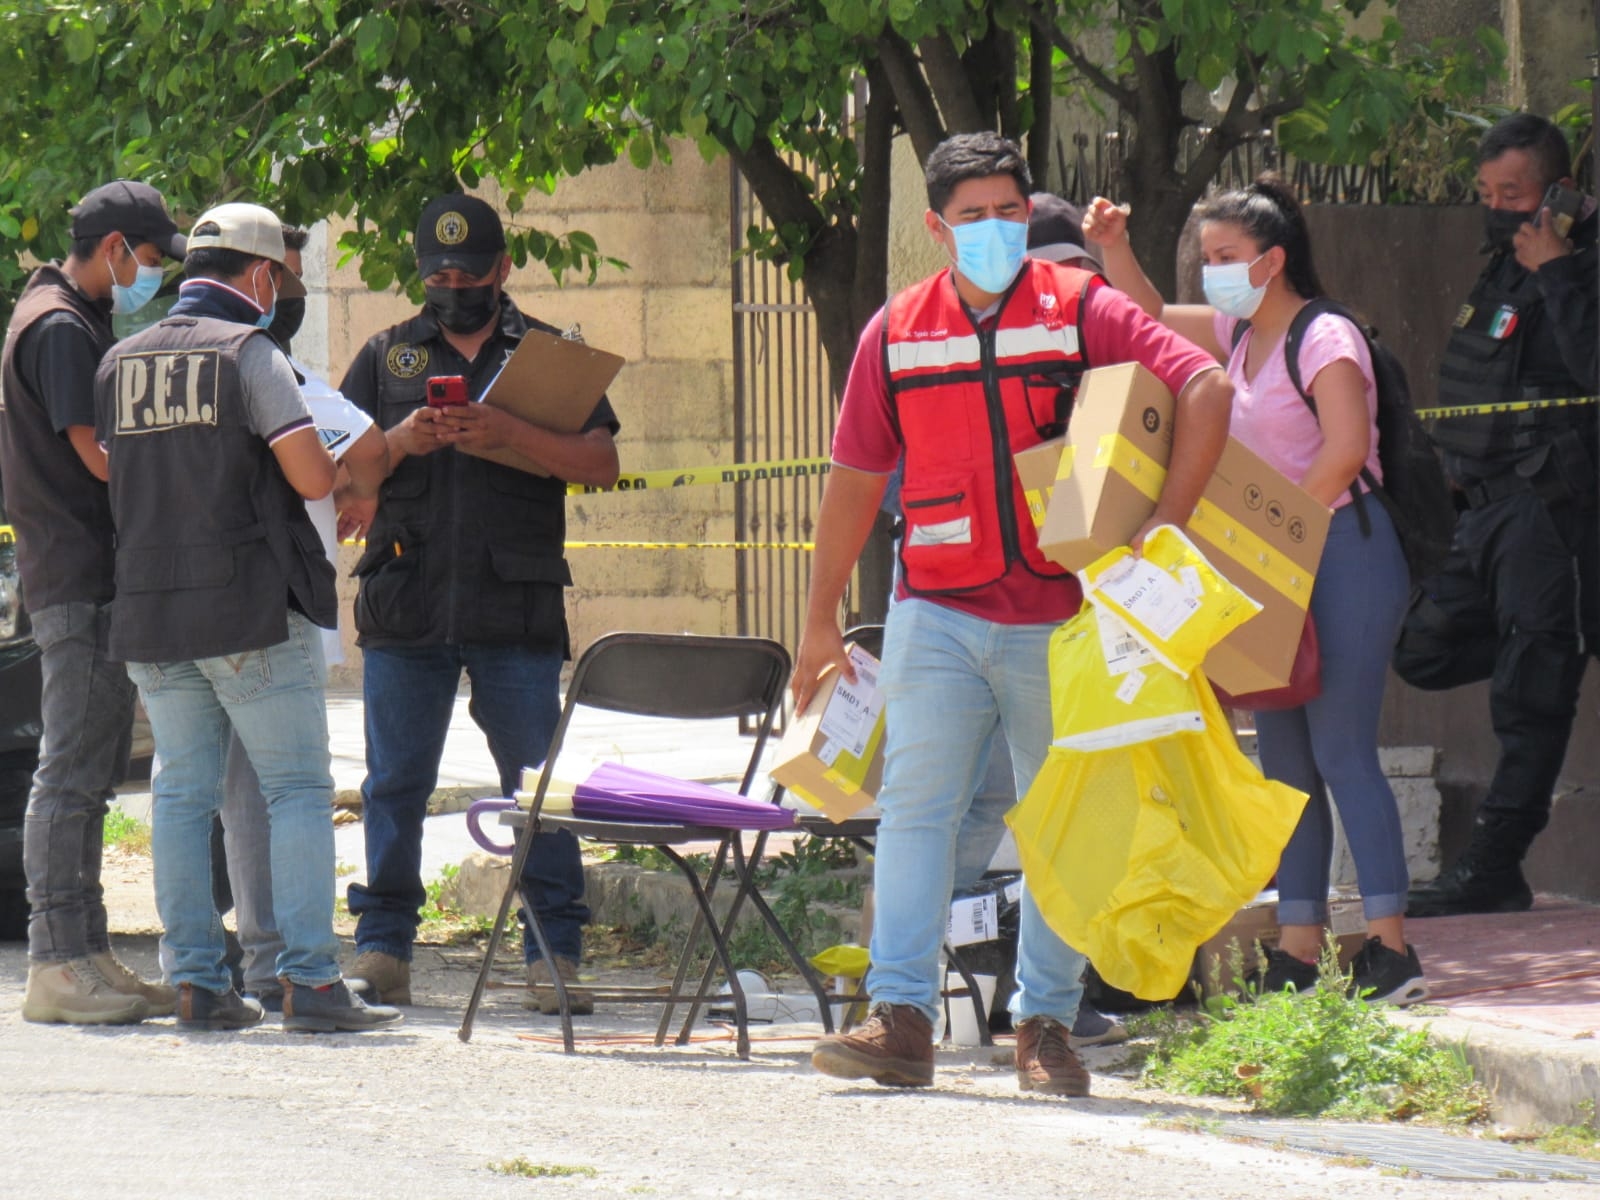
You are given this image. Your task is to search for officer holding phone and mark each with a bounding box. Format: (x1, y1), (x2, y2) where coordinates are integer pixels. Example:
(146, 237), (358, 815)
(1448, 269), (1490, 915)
(1395, 113), (1599, 917)
(337, 194), (620, 1010)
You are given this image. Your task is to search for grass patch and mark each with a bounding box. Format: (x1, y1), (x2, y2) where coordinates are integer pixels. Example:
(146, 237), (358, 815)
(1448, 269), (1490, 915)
(1527, 1102), (1600, 1161)
(417, 863), (506, 946)
(488, 1157), (597, 1179)
(1141, 938), (1491, 1124)
(103, 808), (152, 856)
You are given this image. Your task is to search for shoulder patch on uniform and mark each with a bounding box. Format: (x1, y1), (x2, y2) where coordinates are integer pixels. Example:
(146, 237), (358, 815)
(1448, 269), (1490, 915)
(385, 343), (429, 379)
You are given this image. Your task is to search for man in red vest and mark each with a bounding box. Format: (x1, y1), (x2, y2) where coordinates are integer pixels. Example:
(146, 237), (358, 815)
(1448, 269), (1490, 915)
(799, 133), (1232, 1094)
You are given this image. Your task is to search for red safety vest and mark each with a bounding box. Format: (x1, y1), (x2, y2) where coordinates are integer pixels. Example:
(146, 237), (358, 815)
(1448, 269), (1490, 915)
(886, 260), (1097, 595)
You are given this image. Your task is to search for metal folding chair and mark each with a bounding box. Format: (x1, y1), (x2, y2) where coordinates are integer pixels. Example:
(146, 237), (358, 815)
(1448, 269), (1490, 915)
(457, 631), (825, 1058)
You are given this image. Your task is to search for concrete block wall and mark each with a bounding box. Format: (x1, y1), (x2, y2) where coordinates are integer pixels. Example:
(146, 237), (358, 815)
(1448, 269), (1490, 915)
(299, 143), (739, 686)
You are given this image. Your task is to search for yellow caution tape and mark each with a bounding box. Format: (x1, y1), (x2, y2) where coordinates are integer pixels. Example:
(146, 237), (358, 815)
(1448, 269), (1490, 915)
(1187, 498), (1315, 610)
(0, 523), (13, 543)
(565, 541), (814, 550)
(567, 456), (832, 495)
(1416, 396), (1598, 419)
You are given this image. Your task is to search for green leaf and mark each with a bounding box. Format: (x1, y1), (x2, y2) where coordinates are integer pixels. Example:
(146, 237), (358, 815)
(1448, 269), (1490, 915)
(62, 22), (97, 65)
(660, 34), (690, 73)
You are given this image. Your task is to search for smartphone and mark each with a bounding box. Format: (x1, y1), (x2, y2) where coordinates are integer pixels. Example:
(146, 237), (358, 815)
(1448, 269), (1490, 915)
(1541, 183), (1582, 239)
(426, 375), (469, 407)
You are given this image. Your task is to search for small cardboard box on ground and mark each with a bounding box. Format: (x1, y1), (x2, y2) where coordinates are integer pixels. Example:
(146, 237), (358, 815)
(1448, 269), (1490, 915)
(770, 643), (886, 821)
(1191, 888), (1367, 999)
(1036, 362), (1332, 696)
(1013, 436), (1067, 528)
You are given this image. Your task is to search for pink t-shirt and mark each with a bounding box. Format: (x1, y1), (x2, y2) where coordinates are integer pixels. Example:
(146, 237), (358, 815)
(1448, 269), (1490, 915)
(833, 274), (1222, 623)
(1214, 310), (1383, 507)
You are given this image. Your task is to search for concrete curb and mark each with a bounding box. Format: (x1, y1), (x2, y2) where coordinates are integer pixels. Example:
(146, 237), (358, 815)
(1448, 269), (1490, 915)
(1400, 1011), (1600, 1129)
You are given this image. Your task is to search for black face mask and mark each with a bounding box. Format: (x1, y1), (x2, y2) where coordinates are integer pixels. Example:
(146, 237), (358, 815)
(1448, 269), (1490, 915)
(266, 297), (306, 351)
(1482, 206), (1531, 254)
(425, 283), (499, 334)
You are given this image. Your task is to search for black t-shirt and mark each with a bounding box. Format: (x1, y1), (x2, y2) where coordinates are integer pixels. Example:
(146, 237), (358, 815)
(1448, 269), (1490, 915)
(0, 270), (116, 609)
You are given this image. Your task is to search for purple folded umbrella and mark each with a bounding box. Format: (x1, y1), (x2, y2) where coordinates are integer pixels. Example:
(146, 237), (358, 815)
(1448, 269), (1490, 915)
(569, 761), (795, 830)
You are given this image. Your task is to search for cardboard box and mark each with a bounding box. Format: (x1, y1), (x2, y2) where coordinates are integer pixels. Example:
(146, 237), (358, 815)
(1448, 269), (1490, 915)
(769, 643), (886, 821)
(1191, 888), (1366, 999)
(1036, 362), (1331, 695)
(1013, 436), (1067, 528)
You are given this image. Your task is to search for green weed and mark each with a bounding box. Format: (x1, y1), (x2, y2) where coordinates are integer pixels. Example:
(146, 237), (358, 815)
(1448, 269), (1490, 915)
(1530, 1101), (1600, 1161)
(103, 808), (152, 856)
(416, 863), (505, 946)
(488, 1157), (597, 1179)
(1143, 938), (1491, 1123)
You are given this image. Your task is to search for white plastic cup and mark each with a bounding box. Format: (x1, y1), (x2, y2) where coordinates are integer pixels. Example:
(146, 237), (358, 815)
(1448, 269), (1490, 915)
(944, 971), (998, 1045)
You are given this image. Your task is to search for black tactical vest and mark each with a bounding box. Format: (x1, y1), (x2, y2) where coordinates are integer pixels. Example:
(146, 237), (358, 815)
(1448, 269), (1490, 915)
(0, 267), (117, 609)
(349, 305), (575, 651)
(94, 315), (336, 663)
(1430, 215), (1598, 478)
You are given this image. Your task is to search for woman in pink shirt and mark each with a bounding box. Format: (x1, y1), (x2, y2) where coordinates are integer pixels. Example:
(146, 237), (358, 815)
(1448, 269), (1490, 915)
(1084, 177), (1425, 1006)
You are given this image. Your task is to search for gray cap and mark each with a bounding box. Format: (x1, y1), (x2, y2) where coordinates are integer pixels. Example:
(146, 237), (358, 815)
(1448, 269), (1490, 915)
(1027, 193), (1101, 268)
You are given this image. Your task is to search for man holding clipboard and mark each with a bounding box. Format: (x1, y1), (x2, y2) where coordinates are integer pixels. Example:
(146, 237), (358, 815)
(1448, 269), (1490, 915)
(337, 194), (620, 1013)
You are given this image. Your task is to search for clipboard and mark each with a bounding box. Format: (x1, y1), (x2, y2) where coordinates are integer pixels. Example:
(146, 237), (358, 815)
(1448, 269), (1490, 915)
(464, 326), (624, 475)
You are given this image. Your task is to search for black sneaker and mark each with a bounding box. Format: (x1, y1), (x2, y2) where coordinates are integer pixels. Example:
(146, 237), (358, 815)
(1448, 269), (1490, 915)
(246, 982), (285, 1014)
(1406, 859), (1532, 917)
(1251, 949), (1318, 997)
(176, 983), (265, 1031)
(281, 978), (404, 1033)
(1347, 938), (1429, 1006)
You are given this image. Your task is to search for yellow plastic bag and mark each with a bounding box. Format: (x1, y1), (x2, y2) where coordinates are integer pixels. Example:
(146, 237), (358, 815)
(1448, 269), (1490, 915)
(1047, 601), (1205, 751)
(1008, 679), (1307, 1000)
(1080, 525), (1262, 676)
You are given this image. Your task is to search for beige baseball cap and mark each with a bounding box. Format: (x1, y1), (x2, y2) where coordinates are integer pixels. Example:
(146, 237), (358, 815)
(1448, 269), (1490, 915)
(186, 202), (307, 298)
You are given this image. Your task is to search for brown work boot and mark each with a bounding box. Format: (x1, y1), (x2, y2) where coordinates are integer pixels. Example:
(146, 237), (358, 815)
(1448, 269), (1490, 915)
(349, 950), (411, 1006)
(524, 956), (594, 1015)
(1015, 1014), (1091, 1096)
(22, 958), (150, 1025)
(811, 1003), (935, 1088)
(90, 950), (177, 1017)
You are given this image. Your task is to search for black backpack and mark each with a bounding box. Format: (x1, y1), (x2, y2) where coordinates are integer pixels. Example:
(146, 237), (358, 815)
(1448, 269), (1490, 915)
(1234, 299), (1455, 583)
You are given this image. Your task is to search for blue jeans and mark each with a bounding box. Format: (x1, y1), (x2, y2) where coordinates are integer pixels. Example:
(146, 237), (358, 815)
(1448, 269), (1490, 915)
(23, 602), (136, 961)
(350, 642), (588, 963)
(870, 599), (1085, 1025)
(129, 612), (339, 992)
(1258, 502), (1412, 925)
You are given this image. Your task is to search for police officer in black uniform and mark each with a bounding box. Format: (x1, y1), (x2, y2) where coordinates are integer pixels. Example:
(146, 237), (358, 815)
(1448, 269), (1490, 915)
(340, 195), (620, 1012)
(1395, 114), (1599, 917)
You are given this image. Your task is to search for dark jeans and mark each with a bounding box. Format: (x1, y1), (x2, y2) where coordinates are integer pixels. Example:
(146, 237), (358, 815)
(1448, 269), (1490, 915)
(1393, 487), (1600, 858)
(348, 641), (588, 963)
(23, 601), (135, 961)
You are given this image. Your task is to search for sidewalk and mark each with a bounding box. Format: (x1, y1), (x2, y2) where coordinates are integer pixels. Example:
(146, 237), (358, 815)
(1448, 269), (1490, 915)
(321, 689), (1600, 1127)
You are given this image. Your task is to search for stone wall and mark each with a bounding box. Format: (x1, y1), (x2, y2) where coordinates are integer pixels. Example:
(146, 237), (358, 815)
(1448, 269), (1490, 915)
(300, 144), (739, 685)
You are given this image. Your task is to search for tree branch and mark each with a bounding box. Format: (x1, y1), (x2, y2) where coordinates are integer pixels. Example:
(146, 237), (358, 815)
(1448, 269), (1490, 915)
(875, 29), (946, 162)
(917, 32), (985, 133)
(728, 135), (825, 239)
(1024, 3), (1137, 111)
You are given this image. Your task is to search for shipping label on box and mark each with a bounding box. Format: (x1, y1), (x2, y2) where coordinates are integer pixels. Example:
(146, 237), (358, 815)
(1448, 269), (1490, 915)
(1035, 362), (1331, 695)
(947, 892), (1000, 947)
(770, 643), (886, 821)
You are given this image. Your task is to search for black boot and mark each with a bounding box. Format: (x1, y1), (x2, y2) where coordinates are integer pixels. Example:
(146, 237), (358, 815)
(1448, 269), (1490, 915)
(1406, 852), (1533, 917)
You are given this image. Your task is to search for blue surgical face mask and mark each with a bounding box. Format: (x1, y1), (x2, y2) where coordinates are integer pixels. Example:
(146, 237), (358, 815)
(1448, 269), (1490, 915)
(1201, 252), (1269, 320)
(253, 263), (279, 330)
(109, 243), (164, 315)
(940, 215), (1029, 295)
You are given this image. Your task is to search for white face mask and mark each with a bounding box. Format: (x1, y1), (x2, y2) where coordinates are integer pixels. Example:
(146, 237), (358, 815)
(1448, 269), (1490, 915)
(1201, 252), (1270, 320)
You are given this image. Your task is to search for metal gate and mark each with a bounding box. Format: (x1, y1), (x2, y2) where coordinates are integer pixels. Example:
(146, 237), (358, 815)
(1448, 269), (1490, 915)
(729, 164), (835, 651)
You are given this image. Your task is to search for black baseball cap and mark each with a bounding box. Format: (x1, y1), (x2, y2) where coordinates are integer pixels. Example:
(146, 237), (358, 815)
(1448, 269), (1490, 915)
(1027, 192), (1100, 268)
(69, 180), (186, 260)
(416, 194), (505, 278)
